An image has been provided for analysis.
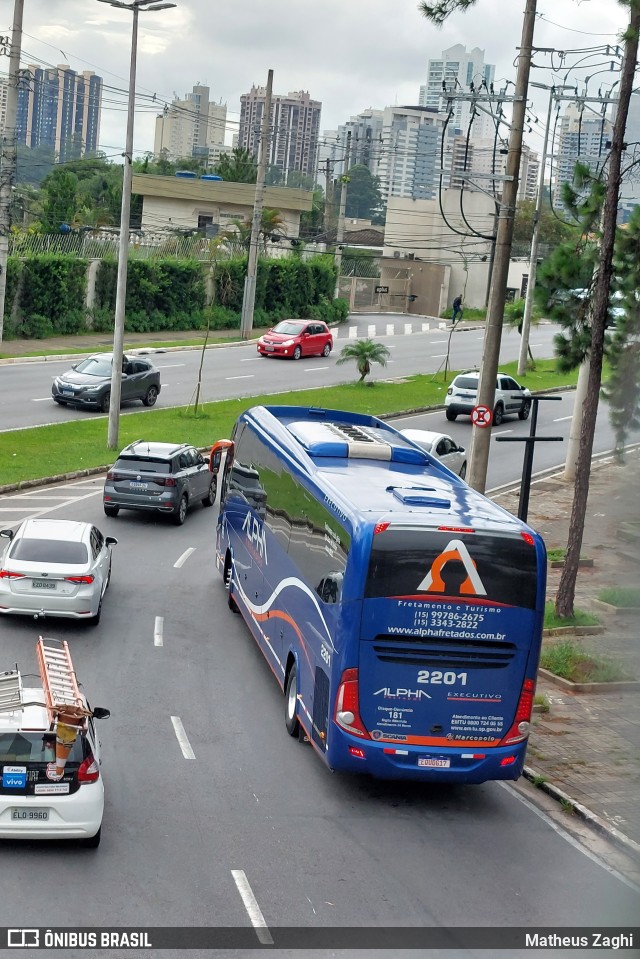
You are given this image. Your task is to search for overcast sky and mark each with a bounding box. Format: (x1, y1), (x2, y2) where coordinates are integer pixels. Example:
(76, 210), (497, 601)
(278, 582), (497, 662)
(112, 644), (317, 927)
(6, 0), (630, 161)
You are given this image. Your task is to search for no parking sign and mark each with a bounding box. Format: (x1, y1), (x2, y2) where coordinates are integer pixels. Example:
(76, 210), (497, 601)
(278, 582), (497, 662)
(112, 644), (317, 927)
(471, 405), (492, 428)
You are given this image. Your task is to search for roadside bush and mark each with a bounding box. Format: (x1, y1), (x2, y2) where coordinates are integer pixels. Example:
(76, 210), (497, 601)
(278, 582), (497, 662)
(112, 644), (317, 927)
(19, 313), (54, 338)
(88, 306), (114, 333)
(3, 258), (23, 324)
(19, 255), (88, 331)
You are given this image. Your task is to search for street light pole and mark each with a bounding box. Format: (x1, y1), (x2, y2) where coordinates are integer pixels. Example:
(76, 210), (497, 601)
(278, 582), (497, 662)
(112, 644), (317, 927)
(96, 0), (176, 450)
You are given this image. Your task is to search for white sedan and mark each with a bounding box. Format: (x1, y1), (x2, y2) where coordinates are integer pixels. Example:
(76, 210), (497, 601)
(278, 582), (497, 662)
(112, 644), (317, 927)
(0, 519), (117, 625)
(400, 429), (467, 479)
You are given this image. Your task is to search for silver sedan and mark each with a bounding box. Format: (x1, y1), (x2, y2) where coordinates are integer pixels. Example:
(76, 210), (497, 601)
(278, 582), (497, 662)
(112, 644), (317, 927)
(400, 428), (467, 479)
(0, 519), (117, 625)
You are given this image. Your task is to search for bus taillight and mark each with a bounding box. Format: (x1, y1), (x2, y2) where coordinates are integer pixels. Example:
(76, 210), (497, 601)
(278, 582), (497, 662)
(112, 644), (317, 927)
(334, 668), (370, 739)
(500, 678), (535, 745)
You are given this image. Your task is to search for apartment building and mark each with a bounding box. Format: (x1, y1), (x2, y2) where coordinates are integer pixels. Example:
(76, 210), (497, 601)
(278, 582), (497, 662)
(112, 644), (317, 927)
(552, 101), (612, 209)
(15, 64), (102, 160)
(450, 136), (539, 202)
(238, 87), (321, 179)
(419, 44), (496, 140)
(376, 105), (444, 201)
(154, 84), (227, 165)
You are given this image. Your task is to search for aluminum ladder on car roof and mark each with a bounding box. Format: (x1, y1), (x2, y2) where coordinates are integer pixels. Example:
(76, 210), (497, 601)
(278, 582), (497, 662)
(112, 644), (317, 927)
(36, 637), (88, 722)
(0, 669), (23, 714)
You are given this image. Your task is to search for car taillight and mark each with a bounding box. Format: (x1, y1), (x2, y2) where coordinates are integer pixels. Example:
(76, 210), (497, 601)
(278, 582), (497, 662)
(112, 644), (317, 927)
(107, 471), (126, 482)
(500, 678), (535, 745)
(65, 575), (94, 584)
(0, 570), (24, 579)
(78, 754), (100, 783)
(164, 477), (177, 487)
(334, 668), (370, 739)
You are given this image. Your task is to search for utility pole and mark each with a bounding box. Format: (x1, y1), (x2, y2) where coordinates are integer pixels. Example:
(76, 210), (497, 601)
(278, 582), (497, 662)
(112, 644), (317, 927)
(97, 0), (176, 450)
(240, 69), (273, 340)
(0, 0), (24, 345)
(467, 0), (537, 494)
(333, 131), (351, 300)
(518, 82), (577, 376)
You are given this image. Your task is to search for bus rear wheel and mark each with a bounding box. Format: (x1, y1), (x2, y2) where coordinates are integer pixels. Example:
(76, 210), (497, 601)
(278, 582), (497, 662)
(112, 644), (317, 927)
(284, 663), (300, 737)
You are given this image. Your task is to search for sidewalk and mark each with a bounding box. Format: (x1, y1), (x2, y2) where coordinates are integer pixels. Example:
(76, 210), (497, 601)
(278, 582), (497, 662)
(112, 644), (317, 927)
(493, 451), (640, 856)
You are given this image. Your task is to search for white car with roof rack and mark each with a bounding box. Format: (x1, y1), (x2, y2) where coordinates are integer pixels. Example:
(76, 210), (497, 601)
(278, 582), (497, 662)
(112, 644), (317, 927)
(0, 638), (110, 846)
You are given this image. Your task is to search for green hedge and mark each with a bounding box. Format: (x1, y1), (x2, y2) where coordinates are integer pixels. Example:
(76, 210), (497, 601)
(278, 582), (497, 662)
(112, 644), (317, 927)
(5, 252), (341, 338)
(3, 258), (23, 324)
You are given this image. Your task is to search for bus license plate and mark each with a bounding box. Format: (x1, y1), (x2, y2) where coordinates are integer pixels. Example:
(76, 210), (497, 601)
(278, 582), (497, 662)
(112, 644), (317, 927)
(418, 758), (450, 768)
(11, 808), (50, 820)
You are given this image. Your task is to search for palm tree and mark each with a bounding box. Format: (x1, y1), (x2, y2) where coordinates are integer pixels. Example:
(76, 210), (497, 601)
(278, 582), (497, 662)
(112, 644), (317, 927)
(336, 338), (391, 382)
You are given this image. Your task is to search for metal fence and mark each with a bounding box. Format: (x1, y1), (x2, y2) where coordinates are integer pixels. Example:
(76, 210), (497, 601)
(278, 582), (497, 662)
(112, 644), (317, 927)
(8, 232), (237, 262)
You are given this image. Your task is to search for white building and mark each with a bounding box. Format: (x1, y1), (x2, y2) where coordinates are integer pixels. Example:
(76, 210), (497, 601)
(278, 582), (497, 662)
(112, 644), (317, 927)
(239, 87), (321, 179)
(450, 136), (539, 202)
(552, 101), (612, 209)
(376, 105), (444, 201)
(154, 84), (227, 164)
(419, 44), (496, 140)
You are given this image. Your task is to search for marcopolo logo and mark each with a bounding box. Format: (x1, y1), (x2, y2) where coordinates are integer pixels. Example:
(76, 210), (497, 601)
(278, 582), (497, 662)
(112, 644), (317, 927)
(374, 688), (431, 700)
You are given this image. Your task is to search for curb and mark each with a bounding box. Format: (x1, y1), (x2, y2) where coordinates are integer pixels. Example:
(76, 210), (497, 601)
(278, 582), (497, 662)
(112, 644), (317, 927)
(0, 339), (253, 366)
(523, 764), (640, 862)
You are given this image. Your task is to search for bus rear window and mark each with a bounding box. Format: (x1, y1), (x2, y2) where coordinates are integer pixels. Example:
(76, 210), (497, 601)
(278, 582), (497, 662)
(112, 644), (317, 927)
(366, 528), (537, 609)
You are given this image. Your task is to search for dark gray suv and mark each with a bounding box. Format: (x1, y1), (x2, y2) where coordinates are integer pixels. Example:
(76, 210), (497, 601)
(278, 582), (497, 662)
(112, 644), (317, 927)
(52, 353), (161, 413)
(103, 441), (216, 525)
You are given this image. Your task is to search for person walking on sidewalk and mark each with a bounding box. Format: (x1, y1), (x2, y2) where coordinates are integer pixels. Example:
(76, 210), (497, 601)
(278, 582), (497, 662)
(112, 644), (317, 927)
(451, 294), (463, 324)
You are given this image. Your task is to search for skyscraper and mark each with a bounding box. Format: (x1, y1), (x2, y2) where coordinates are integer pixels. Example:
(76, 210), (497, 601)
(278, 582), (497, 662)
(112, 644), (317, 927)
(154, 84), (227, 164)
(16, 64), (102, 161)
(552, 101), (612, 209)
(376, 105), (445, 201)
(419, 44), (495, 140)
(238, 87), (321, 179)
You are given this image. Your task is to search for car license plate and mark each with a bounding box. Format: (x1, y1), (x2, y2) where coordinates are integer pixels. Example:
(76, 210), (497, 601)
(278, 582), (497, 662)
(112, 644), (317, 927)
(130, 482), (148, 491)
(417, 758), (450, 768)
(62, 389), (74, 396)
(33, 580), (56, 590)
(265, 344), (274, 351)
(11, 808), (50, 820)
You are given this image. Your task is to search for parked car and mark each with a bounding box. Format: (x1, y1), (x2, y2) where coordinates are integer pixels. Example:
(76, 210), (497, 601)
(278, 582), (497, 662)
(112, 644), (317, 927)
(0, 519), (117, 625)
(257, 320), (333, 359)
(52, 353), (161, 412)
(103, 440), (216, 525)
(400, 429), (467, 478)
(444, 370), (531, 425)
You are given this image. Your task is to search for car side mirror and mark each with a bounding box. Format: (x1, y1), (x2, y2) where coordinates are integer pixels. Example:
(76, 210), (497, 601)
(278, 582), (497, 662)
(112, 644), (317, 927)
(105, 536), (118, 547)
(0, 529), (14, 540)
(71, 364), (78, 371)
(92, 707), (110, 720)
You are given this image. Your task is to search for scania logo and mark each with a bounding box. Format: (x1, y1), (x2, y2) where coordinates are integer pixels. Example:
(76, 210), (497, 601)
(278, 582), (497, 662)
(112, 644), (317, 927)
(374, 687), (431, 700)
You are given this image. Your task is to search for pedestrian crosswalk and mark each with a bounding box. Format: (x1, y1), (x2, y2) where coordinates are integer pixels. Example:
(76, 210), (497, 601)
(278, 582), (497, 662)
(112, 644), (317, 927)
(339, 320), (449, 340)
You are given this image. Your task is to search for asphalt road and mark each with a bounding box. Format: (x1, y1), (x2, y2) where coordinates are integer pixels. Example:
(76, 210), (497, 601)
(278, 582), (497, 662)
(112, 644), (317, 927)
(0, 452), (638, 955)
(0, 318), (562, 431)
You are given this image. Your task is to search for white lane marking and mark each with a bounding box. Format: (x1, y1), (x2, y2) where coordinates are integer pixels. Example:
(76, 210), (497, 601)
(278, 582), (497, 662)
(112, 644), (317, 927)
(431, 340), (447, 345)
(154, 616), (164, 647)
(32, 397), (52, 402)
(154, 363), (185, 369)
(231, 870), (273, 945)
(241, 357), (261, 362)
(226, 375), (254, 381)
(174, 547), (196, 569)
(348, 325), (357, 337)
(386, 324), (394, 336)
(493, 429), (513, 436)
(303, 367), (329, 373)
(431, 354), (447, 359)
(0, 488), (102, 520)
(554, 415), (573, 422)
(421, 322), (430, 332)
(404, 323), (412, 335)
(499, 782), (640, 894)
(3, 494), (80, 500)
(171, 716), (195, 759)
(367, 324), (376, 337)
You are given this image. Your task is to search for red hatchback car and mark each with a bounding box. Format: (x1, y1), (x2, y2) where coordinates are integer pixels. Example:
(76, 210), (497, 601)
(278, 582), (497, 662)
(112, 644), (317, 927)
(257, 320), (333, 360)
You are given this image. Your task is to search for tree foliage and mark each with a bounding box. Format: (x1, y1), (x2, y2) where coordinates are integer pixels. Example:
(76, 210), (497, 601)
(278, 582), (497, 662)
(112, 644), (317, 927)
(512, 199), (578, 249)
(345, 165), (384, 220)
(418, 0), (479, 26)
(214, 148), (257, 184)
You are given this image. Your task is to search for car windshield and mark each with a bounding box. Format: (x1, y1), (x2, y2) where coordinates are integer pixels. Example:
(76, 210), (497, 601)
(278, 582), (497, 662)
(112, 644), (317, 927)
(0, 732), (84, 763)
(454, 376), (479, 390)
(272, 321), (304, 335)
(74, 357), (112, 377)
(10, 539), (88, 564)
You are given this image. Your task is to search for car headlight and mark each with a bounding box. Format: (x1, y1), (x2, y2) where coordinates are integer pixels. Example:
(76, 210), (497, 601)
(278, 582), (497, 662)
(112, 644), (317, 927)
(282, 339), (295, 347)
(83, 385), (101, 393)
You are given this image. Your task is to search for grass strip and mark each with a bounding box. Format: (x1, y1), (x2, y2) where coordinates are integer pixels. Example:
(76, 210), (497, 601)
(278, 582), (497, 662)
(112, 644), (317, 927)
(1, 358), (577, 487)
(540, 640), (633, 683)
(543, 601), (599, 629)
(597, 586), (640, 608)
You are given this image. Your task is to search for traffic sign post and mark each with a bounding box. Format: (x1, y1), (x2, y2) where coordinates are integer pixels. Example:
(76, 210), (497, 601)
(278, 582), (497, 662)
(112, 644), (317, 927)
(471, 405), (492, 428)
(495, 396), (563, 523)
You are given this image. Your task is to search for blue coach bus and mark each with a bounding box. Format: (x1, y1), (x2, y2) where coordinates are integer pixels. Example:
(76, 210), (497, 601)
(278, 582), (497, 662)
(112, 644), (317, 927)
(213, 405), (546, 783)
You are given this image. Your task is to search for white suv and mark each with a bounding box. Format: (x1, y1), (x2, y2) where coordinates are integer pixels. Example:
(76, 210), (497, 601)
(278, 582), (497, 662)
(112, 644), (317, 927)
(445, 370), (532, 425)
